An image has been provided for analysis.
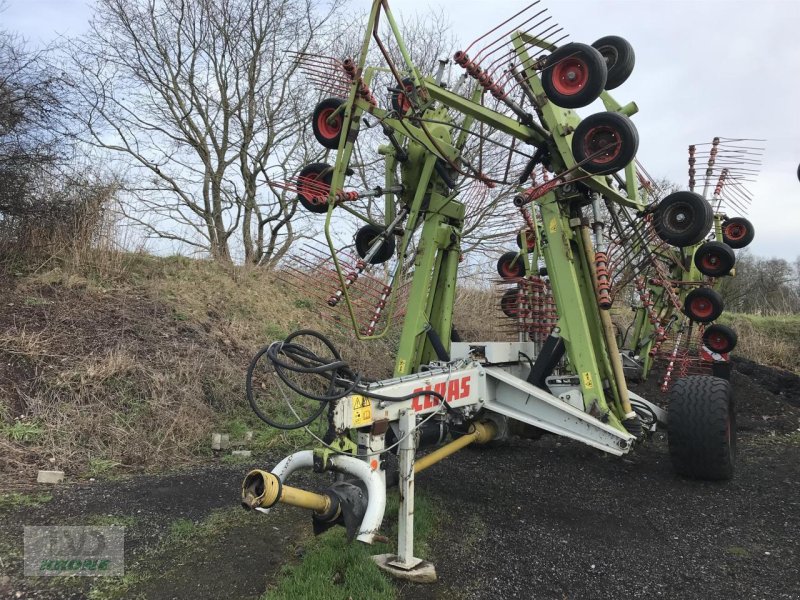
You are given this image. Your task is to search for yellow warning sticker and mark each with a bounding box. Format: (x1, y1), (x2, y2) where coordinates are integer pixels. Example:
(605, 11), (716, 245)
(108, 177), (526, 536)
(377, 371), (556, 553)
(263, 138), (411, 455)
(549, 217), (558, 233)
(582, 371), (594, 390)
(351, 395), (372, 427)
(397, 359), (407, 374)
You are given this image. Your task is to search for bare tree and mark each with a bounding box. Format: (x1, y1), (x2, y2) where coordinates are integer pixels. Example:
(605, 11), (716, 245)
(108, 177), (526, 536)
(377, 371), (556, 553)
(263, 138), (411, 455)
(68, 0), (343, 264)
(718, 251), (800, 314)
(0, 24), (67, 215)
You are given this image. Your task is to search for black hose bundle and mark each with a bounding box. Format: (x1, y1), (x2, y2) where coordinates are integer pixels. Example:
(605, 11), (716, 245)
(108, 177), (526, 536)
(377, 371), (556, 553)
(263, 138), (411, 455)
(246, 329), (449, 430)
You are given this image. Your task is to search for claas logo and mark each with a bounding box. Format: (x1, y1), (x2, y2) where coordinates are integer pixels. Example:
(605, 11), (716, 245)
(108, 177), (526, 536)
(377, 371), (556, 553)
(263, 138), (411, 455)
(411, 376), (471, 411)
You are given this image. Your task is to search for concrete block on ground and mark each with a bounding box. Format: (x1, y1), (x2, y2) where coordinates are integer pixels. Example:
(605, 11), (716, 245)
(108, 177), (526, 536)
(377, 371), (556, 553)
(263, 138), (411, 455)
(231, 450), (252, 457)
(37, 470), (64, 484)
(211, 433), (230, 450)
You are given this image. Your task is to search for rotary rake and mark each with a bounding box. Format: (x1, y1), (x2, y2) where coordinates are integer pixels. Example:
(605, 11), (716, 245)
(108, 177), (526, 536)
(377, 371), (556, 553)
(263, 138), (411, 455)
(240, 0), (758, 580)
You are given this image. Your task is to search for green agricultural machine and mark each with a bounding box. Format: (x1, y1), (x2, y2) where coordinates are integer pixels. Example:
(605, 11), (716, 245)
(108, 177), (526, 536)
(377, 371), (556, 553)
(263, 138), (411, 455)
(240, 0), (759, 580)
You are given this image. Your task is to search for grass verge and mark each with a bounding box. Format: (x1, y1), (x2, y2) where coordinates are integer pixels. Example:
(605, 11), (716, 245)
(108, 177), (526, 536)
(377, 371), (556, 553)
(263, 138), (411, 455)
(720, 313), (800, 373)
(264, 491), (438, 600)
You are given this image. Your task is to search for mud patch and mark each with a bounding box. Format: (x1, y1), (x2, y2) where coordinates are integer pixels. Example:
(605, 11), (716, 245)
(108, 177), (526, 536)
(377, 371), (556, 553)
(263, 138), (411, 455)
(0, 459), (312, 600)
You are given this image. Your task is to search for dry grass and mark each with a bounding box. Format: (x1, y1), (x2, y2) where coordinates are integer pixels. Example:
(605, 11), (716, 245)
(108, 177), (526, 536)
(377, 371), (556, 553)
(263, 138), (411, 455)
(453, 285), (515, 341)
(720, 313), (800, 374)
(0, 254), (399, 479)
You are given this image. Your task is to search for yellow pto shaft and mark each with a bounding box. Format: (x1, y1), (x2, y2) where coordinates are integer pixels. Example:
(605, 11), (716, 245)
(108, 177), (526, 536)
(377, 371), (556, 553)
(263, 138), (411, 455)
(414, 420), (497, 474)
(241, 470), (332, 513)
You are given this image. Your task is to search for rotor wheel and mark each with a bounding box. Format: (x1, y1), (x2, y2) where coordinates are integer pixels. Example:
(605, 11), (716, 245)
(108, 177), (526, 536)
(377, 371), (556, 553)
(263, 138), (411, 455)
(312, 98), (346, 150)
(516, 230), (536, 253)
(497, 251), (525, 279)
(571, 111), (639, 174)
(703, 324), (738, 354)
(694, 241), (735, 277)
(683, 287), (724, 323)
(591, 35), (635, 90)
(355, 224), (396, 264)
(668, 375), (735, 481)
(391, 77), (416, 115)
(500, 288), (520, 318)
(296, 163), (333, 214)
(652, 191), (713, 247)
(541, 42), (607, 109)
(721, 217), (755, 249)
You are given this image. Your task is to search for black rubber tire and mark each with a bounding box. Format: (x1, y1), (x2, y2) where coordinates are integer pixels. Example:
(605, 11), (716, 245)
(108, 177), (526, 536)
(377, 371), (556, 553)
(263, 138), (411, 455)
(354, 224), (396, 264)
(541, 43), (607, 109)
(703, 324), (738, 354)
(683, 287), (724, 323)
(668, 375), (735, 481)
(391, 77), (416, 114)
(591, 35), (635, 90)
(571, 111), (639, 174)
(500, 288), (519, 318)
(653, 191), (713, 247)
(296, 163), (333, 214)
(312, 98), (345, 150)
(516, 230), (536, 252)
(497, 251), (525, 279)
(694, 241), (736, 277)
(721, 217), (755, 249)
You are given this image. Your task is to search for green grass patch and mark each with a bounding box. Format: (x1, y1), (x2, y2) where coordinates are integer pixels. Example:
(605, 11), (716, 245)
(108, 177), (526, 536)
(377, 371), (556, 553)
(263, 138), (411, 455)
(264, 491), (438, 600)
(85, 514), (138, 527)
(1, 420), (44, 442)
(88, 458), (122, 477)
(0, 491), (53, 511)
(168, 517), (197, 540)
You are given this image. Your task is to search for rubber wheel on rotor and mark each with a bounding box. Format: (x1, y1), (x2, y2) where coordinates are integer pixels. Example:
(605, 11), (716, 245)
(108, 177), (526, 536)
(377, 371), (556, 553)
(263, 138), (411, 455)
(683, 287), (724, 323)
(652, 191), (713, 247)
(721, 217), (755, 249)
(312, 98), (345, 150)
(296, 163), (334, 214)
(703, 324), (738, 354)
(516, 230), (536, 252)
(391, 77), (416, 115)
(591, 35), (635, 90)
(668, 375), (735, 480)
(694, 241), (735, 277)
(500, 288), (520, 318)
(497, 251), (525, 279)
(355, 224), (396, 265)
(541, 43), (607, 109)
(571, 111), (639, 174)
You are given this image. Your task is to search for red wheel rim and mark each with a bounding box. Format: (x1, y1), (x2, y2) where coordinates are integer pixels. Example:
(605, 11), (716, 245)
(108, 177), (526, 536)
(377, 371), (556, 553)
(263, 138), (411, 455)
(689, 296), (714, 319)
(551, 57), (589, 95)
(582, 125), (622, 164)
(724, 223), (746, 241)
(501, 259), (522, 278)
(706, 332), (729, 352)
(700, 253), (721, 272)
(501, 291), (519, 316)
(298, 173), (329, 206)
(316, 108), (342, 140)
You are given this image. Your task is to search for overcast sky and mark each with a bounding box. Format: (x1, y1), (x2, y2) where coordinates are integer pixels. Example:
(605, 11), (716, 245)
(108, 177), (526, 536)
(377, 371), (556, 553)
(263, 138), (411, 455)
(3, 0), (799, 261)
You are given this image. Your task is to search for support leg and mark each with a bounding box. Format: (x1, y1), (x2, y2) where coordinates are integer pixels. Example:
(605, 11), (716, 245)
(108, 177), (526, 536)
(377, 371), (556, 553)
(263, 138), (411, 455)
(373, 409), (437, 583)
(392, 409), (421, 569)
